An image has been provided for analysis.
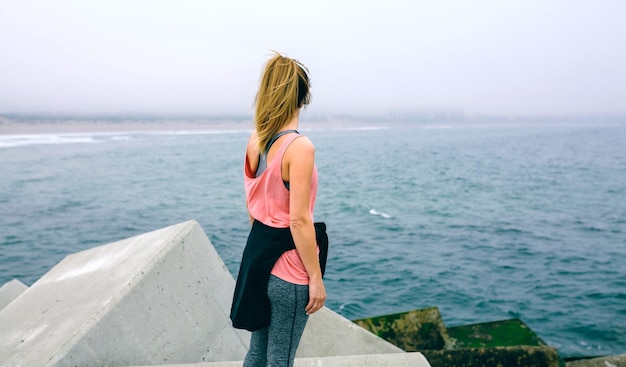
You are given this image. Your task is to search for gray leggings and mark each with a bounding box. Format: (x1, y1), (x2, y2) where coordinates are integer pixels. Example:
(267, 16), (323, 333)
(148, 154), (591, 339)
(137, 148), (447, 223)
(243, 275), (309, 367)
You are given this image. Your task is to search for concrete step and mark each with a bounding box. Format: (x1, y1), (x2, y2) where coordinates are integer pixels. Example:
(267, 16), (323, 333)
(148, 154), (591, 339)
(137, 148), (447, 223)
(125, 352), (430, 366)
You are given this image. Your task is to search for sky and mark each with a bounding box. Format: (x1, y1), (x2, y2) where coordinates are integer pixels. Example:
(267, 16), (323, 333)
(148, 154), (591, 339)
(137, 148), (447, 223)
(0, 0), (625, 116)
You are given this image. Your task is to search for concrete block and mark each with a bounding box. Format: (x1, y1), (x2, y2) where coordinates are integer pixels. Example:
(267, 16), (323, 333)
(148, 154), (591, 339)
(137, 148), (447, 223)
(0, 279), (28, 311)
(447, 318), (547, 349)
(298, 307), (406, 357)
(0, 219), (418, 367)
(125, 352), (432, 366)
(353, 306), (451, 351)
(422, 346), (562, 367)
(566, 354), (626, 367)
(0, 220), (249, 367)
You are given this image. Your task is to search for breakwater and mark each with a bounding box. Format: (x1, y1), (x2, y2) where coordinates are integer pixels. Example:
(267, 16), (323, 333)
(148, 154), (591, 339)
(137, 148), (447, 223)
(0, 220), (428, 366)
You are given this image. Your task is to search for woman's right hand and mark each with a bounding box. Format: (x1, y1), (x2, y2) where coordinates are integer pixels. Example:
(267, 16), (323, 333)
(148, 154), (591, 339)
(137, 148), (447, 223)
(305, 277), (326, 315)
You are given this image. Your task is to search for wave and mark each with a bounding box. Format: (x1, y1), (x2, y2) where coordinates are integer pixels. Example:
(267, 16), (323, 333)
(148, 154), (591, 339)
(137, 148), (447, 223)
(0, 129), (250, 148)
(0, 133), (103, 148)
(369, 208), (392, 218)
(0, 125), (392, 148)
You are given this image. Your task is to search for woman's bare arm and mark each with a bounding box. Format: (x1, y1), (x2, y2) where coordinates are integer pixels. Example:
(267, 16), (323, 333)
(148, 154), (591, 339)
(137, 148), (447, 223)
(284, 136), (326, 315)
(246, 132), (260, 225)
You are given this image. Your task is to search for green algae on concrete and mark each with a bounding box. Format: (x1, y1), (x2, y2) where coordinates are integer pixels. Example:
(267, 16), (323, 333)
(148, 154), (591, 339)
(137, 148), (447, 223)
(353, 308), (566, 367)
(422, 346), (564, 367)
(353, 306), (451, 351)
(447, 318), (547, 349)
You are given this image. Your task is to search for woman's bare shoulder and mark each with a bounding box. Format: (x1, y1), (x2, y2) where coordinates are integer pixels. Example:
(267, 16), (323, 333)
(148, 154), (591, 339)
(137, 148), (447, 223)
(289, 134), (315, 153)
(283, 135), (315, 172)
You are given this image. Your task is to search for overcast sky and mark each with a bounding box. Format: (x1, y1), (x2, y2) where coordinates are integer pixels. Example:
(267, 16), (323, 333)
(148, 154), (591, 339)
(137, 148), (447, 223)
(1, 1), (625, 116)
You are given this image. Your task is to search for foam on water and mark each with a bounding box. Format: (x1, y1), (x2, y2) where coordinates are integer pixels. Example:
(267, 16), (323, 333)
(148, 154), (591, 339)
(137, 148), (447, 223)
(0, 133), (100, 148)
(0, 129), (256, 148)
(369, 209), (392, 218)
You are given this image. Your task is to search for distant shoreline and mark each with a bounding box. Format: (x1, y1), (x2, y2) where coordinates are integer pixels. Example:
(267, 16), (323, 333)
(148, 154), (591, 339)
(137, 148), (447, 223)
(0, 119), (389, 135)
(0, 120), (257, 135)
(2, 117), (624, 136)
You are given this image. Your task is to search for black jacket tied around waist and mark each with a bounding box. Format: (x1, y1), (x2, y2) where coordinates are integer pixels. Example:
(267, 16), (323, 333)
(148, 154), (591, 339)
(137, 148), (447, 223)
(230, 220), (328, 331)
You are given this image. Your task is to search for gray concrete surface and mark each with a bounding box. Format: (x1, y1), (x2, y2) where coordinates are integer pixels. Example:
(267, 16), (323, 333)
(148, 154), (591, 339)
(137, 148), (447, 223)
(566, 354), (626, 367)
(126, 352), (431, 366)
(0, 220), (428, 367)
(0, 220), (249, 367)
(298, 307), (405, 357)
(0, 279), (28, 311)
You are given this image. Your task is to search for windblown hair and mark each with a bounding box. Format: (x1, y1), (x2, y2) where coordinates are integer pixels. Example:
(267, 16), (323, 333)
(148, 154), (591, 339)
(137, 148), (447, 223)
(255, 52), (311, 151)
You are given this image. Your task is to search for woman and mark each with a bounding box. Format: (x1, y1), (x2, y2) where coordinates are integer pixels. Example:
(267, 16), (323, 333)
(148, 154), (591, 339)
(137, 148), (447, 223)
(230, 52), (328, 367)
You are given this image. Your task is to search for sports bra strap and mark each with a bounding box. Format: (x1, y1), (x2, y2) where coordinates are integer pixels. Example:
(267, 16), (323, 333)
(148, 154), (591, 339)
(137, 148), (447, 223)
(264, 129), (299, 155)
(255, 129), (300, 178)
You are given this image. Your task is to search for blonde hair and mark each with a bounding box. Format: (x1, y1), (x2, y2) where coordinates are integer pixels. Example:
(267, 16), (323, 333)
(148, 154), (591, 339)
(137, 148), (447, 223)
(255, 52), (311, 151)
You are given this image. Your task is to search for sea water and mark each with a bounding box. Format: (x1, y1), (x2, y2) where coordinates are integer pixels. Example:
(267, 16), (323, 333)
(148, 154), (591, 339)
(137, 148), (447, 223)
(1, 122), (625, 358)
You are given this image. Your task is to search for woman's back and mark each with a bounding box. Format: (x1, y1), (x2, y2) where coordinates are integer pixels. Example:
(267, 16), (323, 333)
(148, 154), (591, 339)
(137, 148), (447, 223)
(244, 131), (317, 228)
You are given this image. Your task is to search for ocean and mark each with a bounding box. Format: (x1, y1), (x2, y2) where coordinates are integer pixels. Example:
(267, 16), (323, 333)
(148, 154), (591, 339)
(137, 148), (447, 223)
(1, 122), (625, 358)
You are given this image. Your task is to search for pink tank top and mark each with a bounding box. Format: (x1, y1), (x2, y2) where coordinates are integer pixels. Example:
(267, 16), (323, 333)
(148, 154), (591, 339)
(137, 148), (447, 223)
(244, 133), (318, 285)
